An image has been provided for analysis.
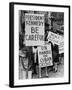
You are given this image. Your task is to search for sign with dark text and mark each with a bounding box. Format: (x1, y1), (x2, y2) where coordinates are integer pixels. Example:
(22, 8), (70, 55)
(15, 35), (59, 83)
(59, 41), (64, 54)
(38, 43), (53, 67)
(47, 31), (63, 45)
(25, 14), (44, 46)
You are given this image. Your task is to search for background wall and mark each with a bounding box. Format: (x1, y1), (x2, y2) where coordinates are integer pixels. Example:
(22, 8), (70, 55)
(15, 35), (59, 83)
(0, 0), (71, 90)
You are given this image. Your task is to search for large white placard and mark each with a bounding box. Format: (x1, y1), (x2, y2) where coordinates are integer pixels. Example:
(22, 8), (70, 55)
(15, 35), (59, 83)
(38, 43), (53, 67)
(25, 14), (44, 46)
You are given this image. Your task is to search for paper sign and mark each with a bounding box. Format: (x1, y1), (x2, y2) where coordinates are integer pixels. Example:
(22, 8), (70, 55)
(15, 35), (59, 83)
(47, 31), (63, 45)
(59, 41), (64, 54)
(38, 43), (53, 67)
(25, 14), (44, 46)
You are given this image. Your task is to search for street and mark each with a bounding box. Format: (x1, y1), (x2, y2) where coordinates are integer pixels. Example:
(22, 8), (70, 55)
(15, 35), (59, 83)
(32, 58), (64, 79)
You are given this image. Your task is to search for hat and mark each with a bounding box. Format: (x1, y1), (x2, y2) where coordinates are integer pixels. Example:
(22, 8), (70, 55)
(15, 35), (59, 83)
(19, 48), (27, 57)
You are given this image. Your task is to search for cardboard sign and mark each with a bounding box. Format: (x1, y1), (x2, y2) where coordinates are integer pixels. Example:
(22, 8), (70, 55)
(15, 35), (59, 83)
(25, 14), (44, 46)
(59, 41), (64, 54)
(47, 31), (63, 45)
(38, 43), (53, 67)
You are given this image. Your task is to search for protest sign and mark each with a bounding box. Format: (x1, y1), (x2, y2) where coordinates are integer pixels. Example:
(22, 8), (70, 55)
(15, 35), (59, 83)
(47, 31), (64, 53)
(59, 41), (64, 54)
(25, 14), (44, 46)
(47, 31), (63, 45)
(38, 43), (53, 67)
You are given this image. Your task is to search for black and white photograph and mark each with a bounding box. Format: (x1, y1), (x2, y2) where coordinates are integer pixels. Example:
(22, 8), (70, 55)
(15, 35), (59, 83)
(9, 2), (70, 87)
(19, 10), (64, 79)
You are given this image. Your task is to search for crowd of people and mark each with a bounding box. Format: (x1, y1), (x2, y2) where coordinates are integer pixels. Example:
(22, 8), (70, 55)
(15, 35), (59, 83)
(19, 38), (64, 79)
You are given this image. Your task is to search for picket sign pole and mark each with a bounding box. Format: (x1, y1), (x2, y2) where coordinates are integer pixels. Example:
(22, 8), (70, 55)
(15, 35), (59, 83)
(26, 70), (28, 79)
(46, 67), (48, 76)
(39, 66), (41, 78)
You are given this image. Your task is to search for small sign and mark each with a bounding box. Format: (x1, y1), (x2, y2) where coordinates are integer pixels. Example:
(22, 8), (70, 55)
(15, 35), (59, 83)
(47, 31), (63, 45)
(59, 41), (64, 54)
(38, 43), (53, 67)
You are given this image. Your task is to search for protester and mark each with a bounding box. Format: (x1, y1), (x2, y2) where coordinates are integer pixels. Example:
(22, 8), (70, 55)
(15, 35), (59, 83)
(53, 44), (59, 72)
(32, 46), (38, 75)
(19, 47), (33, 79)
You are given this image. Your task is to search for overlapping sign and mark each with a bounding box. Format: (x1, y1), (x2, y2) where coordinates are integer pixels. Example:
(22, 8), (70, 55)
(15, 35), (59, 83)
(38, 43), (53, 67)
(47, 31), (64, 53)
(25, 13), (44, 46)
(59, 41), (64, 54)
(47, 31), (63, 45)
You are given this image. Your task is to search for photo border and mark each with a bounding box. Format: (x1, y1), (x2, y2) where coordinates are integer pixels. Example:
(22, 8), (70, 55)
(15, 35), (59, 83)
(9, 2), (70, 88)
